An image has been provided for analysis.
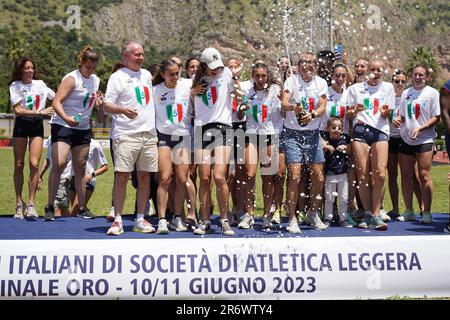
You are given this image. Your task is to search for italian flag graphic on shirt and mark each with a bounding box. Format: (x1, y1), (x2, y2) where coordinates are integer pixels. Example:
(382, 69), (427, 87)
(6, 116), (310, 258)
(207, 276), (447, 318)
(389, 108), (399, 123)
(135, 86), (150, 107)
(252, 104), (268, 124)
(26, 95), (40, 111)
(82, 93), (95, 109)
(407, 102), (421, 120)
(166, 103), (183, 124)
(301, 96), (316, 112)
(201, 86), (218, 107)
(232, 97), (238, 112)
(363, 97), (380, 115)
(330, 105), (346, 119)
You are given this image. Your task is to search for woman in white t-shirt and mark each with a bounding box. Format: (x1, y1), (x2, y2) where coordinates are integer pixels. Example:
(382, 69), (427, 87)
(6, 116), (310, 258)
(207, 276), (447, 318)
(191, 47), (239, 236)
(9, 57), (55, 219)
(44, 46), (101, 221)
(281, 52), (328, 234)
(387, 70), (423, 219)
(237, 63), (284, 229)
(346, 59), (395, 231)
(152, 59), (192, 234)
(398, 65), (441, 224)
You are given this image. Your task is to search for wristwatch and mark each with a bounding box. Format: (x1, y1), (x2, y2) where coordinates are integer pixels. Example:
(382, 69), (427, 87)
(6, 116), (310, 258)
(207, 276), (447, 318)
(92, 172), (96, 178)
(311, 110), (317, 119)
(232, 76), (239, 81)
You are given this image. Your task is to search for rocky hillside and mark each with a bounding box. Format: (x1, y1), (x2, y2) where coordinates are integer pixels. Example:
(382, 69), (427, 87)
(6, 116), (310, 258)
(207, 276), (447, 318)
(0, 0), (449, 81)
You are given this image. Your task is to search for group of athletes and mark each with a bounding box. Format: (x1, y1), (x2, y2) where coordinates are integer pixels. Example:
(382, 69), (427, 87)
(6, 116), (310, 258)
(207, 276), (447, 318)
(9, 40), (450, 236)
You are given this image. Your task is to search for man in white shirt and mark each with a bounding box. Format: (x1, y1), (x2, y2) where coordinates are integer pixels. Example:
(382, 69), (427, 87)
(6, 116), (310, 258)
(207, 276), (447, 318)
(102, 41), (158, 235)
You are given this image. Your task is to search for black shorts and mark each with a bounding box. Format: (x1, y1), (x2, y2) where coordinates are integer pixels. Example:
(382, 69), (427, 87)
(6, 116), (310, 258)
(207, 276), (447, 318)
(157, 131), (190, 149)
(388, 136), (403, 154)
(352, 122), (389, 145)
(246, 133), (278, 149)
(399, 141), (434, 156)
(194, 122), (233, 150)
(232, 122), (247, 163)
(13, 116), (44, 138)
(51, 124), (91, 147)
(69, 176), (95, 192)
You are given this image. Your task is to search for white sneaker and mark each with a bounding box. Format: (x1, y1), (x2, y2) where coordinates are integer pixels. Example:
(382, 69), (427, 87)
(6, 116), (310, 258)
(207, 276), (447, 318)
(221, 219), (235, 236)
(379, 209), (391, 222)
(238, 213), (254, 229)
(106, 206), (115, 222)
(133, 219), (155, 233)
(286, 217), (301, 234)
(26, 204), (39, 220)
(14, 203), (25, 219)
(157, 218), (169, 234)
(169, 216), (188, 232)
(107, 221), (124, 236)
(306, 212), (328, 230)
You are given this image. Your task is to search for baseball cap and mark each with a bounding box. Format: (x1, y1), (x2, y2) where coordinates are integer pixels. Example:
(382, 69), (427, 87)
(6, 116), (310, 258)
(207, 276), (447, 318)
(442, 80), (450, 92)
(200, 47), (224, 70)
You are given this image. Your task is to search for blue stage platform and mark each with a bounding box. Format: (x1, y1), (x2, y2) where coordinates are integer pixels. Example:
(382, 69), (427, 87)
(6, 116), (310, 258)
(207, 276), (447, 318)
(0, 213), (448, 239)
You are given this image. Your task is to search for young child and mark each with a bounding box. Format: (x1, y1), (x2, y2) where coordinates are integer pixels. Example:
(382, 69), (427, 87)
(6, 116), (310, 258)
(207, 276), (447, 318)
(70, 138), (108, 217)
(322, 117), (352, 227)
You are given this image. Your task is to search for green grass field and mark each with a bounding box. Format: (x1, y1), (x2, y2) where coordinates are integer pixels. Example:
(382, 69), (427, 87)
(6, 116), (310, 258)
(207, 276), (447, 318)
(0, 147), (449, 217)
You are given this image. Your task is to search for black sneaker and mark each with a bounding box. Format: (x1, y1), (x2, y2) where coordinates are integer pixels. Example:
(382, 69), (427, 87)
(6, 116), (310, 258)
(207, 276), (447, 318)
(77, 207), (95, 219)
(43, 204), (55, 221)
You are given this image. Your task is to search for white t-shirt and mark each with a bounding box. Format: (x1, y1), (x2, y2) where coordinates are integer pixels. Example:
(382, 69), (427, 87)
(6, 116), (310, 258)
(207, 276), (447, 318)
(46, 137), (72, 180)
(50, 70), (99, 130)
(73, 139), (108, 187)
(105, 67), (156, 139)
(244, 85), (283, 134)
(283, 74), (328, 131)
(399, 86), (441, 145)
(9, 80), (55, 112)
(154, 79), (192, 136)
(193, 67), (235, 127)
(320, 86), (350, 134)
(347, 81), (395, 135)
(389, 96), (402, 138)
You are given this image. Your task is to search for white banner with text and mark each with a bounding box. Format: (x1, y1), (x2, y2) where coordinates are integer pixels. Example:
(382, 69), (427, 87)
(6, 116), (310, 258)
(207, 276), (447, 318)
(1, 236), (449, 299)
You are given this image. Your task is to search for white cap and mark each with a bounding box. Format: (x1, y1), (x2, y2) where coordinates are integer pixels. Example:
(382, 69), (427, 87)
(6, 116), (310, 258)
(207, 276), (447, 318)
(200, 47), (224, 70)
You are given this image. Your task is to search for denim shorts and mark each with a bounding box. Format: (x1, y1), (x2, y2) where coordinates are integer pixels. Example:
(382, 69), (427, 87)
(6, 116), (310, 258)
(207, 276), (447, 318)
(280, 127), (324, 164)
(352, 122), (389, 146)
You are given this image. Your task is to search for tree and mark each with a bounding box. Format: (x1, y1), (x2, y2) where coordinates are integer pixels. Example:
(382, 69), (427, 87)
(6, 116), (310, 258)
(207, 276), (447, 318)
(405, 46), (440, 88)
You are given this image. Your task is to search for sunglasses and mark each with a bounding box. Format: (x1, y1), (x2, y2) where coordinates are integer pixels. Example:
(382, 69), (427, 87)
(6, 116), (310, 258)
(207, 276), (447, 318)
(394, 80), (406, 84)
(334, 73), (347, 78)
